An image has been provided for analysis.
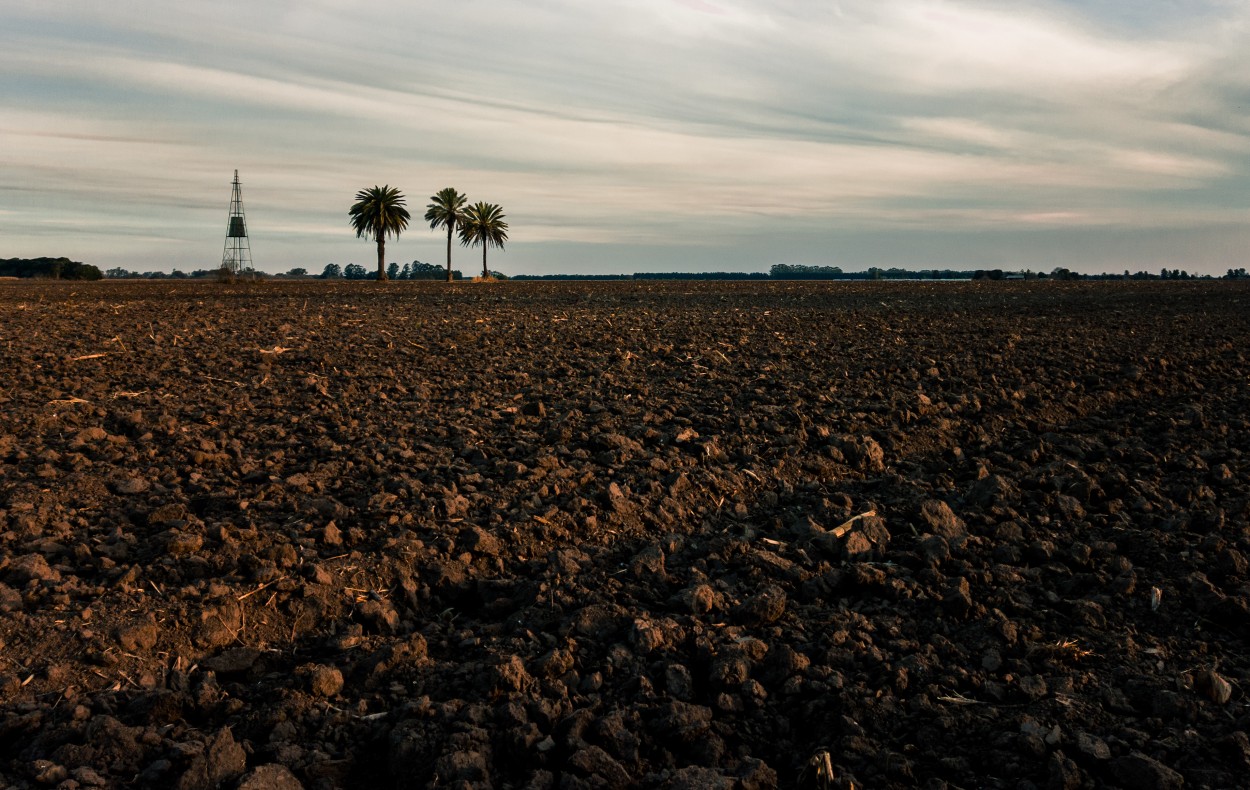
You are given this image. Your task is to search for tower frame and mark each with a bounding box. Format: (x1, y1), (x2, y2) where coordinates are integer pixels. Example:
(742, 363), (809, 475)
(221, 170), (253, 275)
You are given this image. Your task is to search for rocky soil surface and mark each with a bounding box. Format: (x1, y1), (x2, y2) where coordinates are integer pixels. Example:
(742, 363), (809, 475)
(1, 279), (1248, 789)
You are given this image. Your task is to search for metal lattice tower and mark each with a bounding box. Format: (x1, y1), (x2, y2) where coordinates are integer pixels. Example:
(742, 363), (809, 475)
(221, 170), (253, 275)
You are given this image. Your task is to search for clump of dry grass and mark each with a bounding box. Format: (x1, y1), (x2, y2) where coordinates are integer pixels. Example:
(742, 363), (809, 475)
(1029, 638), (1095, 663)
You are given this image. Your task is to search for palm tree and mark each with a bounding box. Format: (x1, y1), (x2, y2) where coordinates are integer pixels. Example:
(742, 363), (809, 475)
(349, 185), (410, 281)
(425, 187), (468, 282)
(459, 202), (509, 279)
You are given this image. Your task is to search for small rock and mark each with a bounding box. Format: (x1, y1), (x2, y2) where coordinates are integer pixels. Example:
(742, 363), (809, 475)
(117, 622), (159, 652)
(967, 474), (1019, 507)
(919, 499), (966, 540)
(460, 526), (502, 556)
(1018, 675), (1049, 700)
(673, 584), (718, 615)
(943, 577), (973, 616)
(569, 604), (625, 639)
(306, 665), (344, 697)
(631, 544), (666, 577)
(656, 701), (713, 742)
(357, 600), (399, 633)
(495, 655), (533, 693)
(1111, 753), (1184, 790)
(1048, 751), (1082, 790)
(919, 534), (951, 565)
(6, 554), (60, 584)
(237, 764), (305, 790)
(1195, 669), (1233, 704)
(306, 564), (333, 585)
(72, 427), (108, 445)
(567, 745), (630, 786)
(843, 531), (873, 559)
(666, 766), (736, 789)
(789, 515), (825, 539)
(112, 477), (151, 495)
(31, 760), (69, 785)
(1076, 731), (1111, 761)
(605, 482), (633, 513)
(665, 663), (695, 700)
(733, 585), (787, 626)
(202, 647), (261, 675)
(533, 648), (574, 679)
(71, 766), (108, 787)
(840, 435), (885, 472)
(164, 531), (204, 556)
(175, 728), (246, 790)
(0, 583), (25, 612)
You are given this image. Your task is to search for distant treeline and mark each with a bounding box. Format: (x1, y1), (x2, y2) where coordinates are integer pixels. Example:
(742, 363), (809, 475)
(1, 257), (102, 280)
(102, 261), (472, 281)
(317, 261), (469, 280)
(516, 264), (1250, 282)
(92, 262), (1250, 282)
(513, 271), (770, 281)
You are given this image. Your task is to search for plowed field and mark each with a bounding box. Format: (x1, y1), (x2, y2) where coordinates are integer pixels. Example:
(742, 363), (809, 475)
(1, 280), (1248, 789)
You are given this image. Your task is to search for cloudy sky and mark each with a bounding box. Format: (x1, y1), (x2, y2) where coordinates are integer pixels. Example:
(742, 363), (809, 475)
(2, 0), (1248, 275)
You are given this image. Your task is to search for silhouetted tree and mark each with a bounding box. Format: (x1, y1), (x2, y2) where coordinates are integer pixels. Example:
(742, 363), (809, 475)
(459, 202), (509, 279)
(426, 187), (469, 283)
(349, 185), (410, 281)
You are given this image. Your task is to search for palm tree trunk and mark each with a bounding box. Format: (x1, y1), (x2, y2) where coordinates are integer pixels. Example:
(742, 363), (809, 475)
(482, 245), (488, 280)
(376, 232), (387, 281)
(446, 224), (454, 282)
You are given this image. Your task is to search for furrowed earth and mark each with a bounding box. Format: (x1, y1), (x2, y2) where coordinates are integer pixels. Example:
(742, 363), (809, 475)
(1, 280), (1248, 789)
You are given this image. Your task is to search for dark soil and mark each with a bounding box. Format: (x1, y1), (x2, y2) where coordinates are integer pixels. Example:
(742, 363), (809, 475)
(1, 279), (1248, 789)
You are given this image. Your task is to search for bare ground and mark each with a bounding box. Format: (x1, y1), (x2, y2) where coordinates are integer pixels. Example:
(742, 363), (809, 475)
(1, 279), (1248, 789)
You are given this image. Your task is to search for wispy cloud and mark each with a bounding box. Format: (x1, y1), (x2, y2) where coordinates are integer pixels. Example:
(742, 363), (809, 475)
(1, 0), (1248, 273)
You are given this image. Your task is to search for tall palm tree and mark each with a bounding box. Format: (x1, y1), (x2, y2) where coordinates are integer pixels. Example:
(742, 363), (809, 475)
(459, 202), (509, 279)
(349, 185), (410, 281)
(425, 187), (468, 282)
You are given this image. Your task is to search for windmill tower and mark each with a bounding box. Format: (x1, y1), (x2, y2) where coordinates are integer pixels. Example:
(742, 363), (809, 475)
(221, 170), (253, 275)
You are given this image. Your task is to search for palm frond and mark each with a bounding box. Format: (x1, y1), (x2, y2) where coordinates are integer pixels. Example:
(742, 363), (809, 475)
(459, 202), (509, 250)
(348, 185), (410, 240)
(425, 187), (468, 231)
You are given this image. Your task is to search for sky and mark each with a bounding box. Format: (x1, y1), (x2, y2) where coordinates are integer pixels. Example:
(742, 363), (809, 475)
(2, 0), (1249, 276)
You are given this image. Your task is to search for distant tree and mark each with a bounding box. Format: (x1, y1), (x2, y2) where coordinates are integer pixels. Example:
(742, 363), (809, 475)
(287, 267), (308, 277)
(0, 257), (100, 280)
(400, 262), (411, 280)
(407, 260), (454, 280)
(387, 261), (400, 280)
(459, 202), (509, 279)
(106, 267), (131, 278)
(425, 187), (469, 283)
(343, 263), (368, 280)
(770, 264), (844, 280)
(321, 263), (342, 279)
(349, 185), (410, 281)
